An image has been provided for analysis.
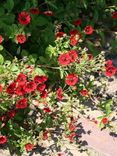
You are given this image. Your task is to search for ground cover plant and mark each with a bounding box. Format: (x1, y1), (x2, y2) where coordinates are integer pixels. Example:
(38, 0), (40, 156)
(0, 0), (117, 155)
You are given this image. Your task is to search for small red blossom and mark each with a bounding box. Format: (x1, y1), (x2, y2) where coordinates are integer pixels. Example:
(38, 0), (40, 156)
(16, 85), (26, 96)
(105, 66), (116, 77)
(65, 74), (78, 86)
(16, 98), (28, 109)
(7, 110), (16, 119)
(0, 84), (3, 93)
(34, 75), (48, 84)
(68, 50), (78, 63)
(43, 131), (49, 140)
(16, 34), (26, 44)
(6, 82), (16, 95)
(56, 32), (65, 38)
(112, 11), (117, 19)
(0, 136), (7, 145)
(30, 8), (40, 14)
(25, 143), (34, 151)
(69, 30), (81, 39)
(43, 10), (53, 16)
(105, 60), (113, 67)
(37, 84), (46, 92)
(41, 90), (48, 98)
(18, 11), (31, 25)
(58, 53), (70, 66)
(67, 132), (76, 142)
(69, 122), (76, 131)
(70, 36), (78, 46)
(43, 107), (51, 113)
(56, 87), (63, 101)
(57, 152), (66, 156)
(85, 25), (94, 35)
(24, 81), (37, 93)
(16, 73), (27, 85)
(88, 54), (93, 60)
(101, 117), (108, 125)
(0, 35), (3, 44)
(80, 89), (89, 96)
(73, 19), (82, 26)
(69, 29), (79, 36)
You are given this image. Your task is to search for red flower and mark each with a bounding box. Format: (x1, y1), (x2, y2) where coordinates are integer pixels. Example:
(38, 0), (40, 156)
(88, 54), (93, 60)
(6, 82), (16, 95)
(80, 89), (88, 96)
(41, 90), (48, 98)
(43, 131), (48, 140)
(7, 110), (16, 119)
(69, 29), (79, 36)
(18, 11), (31, 25)
(67, 132), (76, 142)
(16, 98), (28, 109)
(16, 85), (26, 96)
(58, 53), (70, 66)
(56, 32), (65, 38)
(25, 143), (34, 151)
(57, 152), (66, 156)
(0, 35), (3, 44)
(0, 136), (7, 145)
(0, 84), (3, 93)
(16, 34), (26, 44)
(65, 74), (78, 86)
(73, 19), (82, 26)
(34, 75), (48, 84)
(43, 107), (51, 113)
(43, 10), (53, 16)
(30, 8), (40, 14)
(105, 60), (113, 67)
(112, 11), (117, 19)
(105, 66), (116, 77)
(37, 83), (46, 92)
(101, 117), (108, 125)
(85, 25), (94, 35)
(24, 81), (37, 93)
(70, 36), (78, 46)
(16, 73), (27, 85)
(56, 87), (63, 101)
(68, 50), (78, 63)
(69, 122), (76, 131)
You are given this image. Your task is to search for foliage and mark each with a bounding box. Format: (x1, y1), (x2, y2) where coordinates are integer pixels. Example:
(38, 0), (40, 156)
(0, 0), (117, 155)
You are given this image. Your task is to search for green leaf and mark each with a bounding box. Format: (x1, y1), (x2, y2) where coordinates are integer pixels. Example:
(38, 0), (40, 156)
(105, 99), (112, 115)
(11, 64), (19, 72)
(32, 67), (45, 76)
(0, 45), (3, 51)
(0, 54), (4, 65)
(0, 65), (4, 74)
(34, 16), (48, 26)
(0, 14), (15, 25)
(0, 7), (5, 16)
(4, 0), (14, 12)
(46, 45), (56, 57)
(87, 40), (99, 56)
(59, 68), (64, 79)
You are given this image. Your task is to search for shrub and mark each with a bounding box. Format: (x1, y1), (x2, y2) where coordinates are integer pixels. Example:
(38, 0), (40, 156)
(0, 0), (117, 155)
(0, 34), (116, 155)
